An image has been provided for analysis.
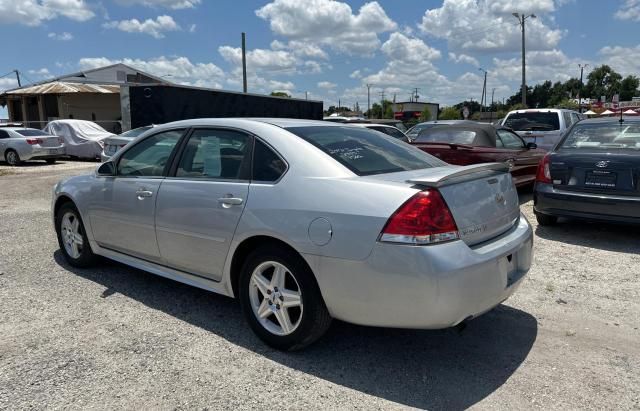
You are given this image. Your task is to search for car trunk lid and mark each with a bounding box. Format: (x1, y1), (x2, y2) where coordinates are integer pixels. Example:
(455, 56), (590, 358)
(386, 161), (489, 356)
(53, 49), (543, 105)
(549, 151), (640, 195)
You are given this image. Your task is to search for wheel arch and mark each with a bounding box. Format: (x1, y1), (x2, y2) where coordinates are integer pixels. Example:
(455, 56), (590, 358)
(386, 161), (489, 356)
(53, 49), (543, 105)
(53, 194), (75, 220)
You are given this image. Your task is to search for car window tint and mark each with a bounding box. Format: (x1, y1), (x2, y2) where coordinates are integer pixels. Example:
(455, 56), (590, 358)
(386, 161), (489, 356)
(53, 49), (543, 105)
(562, 112), (572, 127)
(570, 113), (580, 124)
(497, 130), (525, 149)
(117, 129), (183, 177)
(15, 129), (48, 137)
(176, 129), (251, 180)
(560, 122), (640, 150)
(371, 126), (406, 140)
(0, 130), (8, 139)
(415, 129), (476, 144)
(253, 139), (286, 182)
(286, 126), (445, 176)
(503, 112), (560, 131)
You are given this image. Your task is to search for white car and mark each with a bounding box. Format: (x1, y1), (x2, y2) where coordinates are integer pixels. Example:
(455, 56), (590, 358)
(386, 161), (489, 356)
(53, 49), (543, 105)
(0, 127), (65, 166)
(101, 126), (155, 162)
(501, 109), (586, 150)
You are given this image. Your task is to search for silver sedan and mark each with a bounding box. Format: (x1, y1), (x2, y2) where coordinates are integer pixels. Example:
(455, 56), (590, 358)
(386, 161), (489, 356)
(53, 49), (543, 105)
(52, 118), (533, 350)
(0, 127), (65, 165)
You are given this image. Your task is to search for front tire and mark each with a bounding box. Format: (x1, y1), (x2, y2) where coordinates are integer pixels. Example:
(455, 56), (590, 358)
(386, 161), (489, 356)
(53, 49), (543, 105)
(239, 245), (332, 351)
(535, 212), (558, 226)
(55, 202), (98, 267)
(5, 150), (21, 166)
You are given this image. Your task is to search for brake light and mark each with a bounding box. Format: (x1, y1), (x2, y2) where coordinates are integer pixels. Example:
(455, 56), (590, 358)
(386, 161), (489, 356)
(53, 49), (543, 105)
(26, 138), (43, 145)
(536, 154), (552, 184)
(380, 189), (459, 245)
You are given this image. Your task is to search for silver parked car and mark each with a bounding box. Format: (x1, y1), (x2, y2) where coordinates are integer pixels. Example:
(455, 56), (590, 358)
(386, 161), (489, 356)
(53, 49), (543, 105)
(100, 125), (155, 162)
(0, 127), (65, 165)
(501, 108), (586, 151)
(52, 118), (533, 350)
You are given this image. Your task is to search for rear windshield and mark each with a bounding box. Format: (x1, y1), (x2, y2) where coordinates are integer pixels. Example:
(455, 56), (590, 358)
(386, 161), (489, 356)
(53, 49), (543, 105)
(120, 126), (152, 138)
(504, 112), (560, 131)
(286, 126), (444, 176)
(560, 122), (640, 150)
(15, 129), (48, 136)
(369, 126), (407, 140)
(415, 129), (476, 144)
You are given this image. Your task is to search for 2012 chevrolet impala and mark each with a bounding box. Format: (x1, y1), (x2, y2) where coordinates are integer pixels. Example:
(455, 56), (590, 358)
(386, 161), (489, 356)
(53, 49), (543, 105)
(52, 118), (533, 350)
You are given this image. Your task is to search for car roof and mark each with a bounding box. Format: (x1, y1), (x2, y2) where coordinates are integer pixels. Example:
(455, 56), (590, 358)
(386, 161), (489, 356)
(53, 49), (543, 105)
(1, 127), (42, 131)
(346, 123), (395, 129)
(507, 108), (579, 114)
(152, 118), (343, 129)
(576, 116), (640, 124)
(418, 122), (507, 146)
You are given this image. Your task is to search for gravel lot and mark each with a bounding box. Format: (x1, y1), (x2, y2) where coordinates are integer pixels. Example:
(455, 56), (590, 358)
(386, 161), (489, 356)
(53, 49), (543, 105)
(0, 160), (638, 410)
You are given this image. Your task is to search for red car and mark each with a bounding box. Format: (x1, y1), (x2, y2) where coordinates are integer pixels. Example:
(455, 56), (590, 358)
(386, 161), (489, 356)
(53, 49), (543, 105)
(411, 123), (546, 187)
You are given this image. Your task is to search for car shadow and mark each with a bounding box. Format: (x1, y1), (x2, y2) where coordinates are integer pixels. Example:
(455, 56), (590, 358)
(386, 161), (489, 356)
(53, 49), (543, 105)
(535, 220), (640, 254)
(54, 251), (537, 410)
(517, 185), (533, 205)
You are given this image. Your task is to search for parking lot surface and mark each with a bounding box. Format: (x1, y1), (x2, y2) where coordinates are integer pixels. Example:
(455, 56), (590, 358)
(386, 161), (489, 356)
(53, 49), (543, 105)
(0, 161), (638, 410)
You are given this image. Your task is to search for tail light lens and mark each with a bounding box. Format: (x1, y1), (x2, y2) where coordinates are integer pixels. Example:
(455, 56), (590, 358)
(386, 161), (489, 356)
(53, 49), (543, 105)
(380, 189), (459, 245)
(536, 154), (552, 184)
(58, 137), (64, 145)
(26, 138), (43, 145)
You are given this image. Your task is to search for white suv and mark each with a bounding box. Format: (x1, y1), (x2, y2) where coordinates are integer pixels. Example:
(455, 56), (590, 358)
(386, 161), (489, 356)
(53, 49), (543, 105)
(501, 108), (586, 151)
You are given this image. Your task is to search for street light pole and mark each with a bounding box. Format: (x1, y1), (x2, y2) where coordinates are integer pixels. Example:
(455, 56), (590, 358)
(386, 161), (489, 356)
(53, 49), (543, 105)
(513, 13), (536, 107)
(366, 83), (372, 118)
(577, 63), (588, 113)
(478, 68), (487, 114)
(241, 32), (247, 93)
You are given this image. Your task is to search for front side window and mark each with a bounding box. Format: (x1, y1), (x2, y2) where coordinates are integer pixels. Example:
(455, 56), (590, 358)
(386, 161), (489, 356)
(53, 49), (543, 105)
(117, 129), (183, 177)
(497, 130), (525, 149)
(286, 126), (444, 176)
(253, 139), (286, 182)
(176, 129), (251, 180)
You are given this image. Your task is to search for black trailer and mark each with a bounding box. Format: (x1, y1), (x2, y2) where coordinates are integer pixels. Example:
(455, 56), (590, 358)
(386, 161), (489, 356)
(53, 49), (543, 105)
(123, 84), (322, 129)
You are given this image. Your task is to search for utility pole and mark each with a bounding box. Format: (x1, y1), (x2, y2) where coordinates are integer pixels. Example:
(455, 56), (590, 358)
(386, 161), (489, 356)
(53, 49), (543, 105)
(366, 84), (372, 117)
(490, 88), (496, 123)
(413, 88), (420, 102)
(379, 91), (385, 119)
(241, 32), (247, 93)
(305, 91), (308, 100)
(14, 70), (21, 87)
(577, 63), (588, 113)
(513, 13), (536, 107)
(478, 68), (487, 114)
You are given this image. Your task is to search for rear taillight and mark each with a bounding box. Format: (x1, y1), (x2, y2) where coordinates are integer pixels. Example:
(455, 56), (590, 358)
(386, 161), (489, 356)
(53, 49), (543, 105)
(536, 154), (552, 184)
(380, 189), (459, 245)
(26, 138), (43, 145)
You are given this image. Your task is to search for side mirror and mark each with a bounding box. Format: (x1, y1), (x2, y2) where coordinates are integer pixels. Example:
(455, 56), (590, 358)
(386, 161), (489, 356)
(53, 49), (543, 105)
(526, 142), (537, 149)
(97, 161), (115, 176)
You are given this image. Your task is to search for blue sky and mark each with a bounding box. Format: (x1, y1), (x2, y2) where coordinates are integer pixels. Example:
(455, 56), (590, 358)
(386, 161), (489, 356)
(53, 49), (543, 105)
(1, 0), (640, 118)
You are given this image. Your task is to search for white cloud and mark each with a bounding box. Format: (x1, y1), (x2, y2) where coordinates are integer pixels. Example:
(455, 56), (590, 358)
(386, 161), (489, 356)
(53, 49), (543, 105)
(114, 0), (200, 9)
(271, 40), (329, 60)
(0, 0), (94, 26)
(380, 32), (441, 63)
(78, 56), (225, 89)
(27, 68), (52, 78)
(188, 23), (196, 33)
(256, 0), (397, 56)
(491, 49), (586, 86)
(350, 70), (362, 79)
(317, 81), (336, 89)
(448, 52), (479, 66)
(218, 46), (298, 74)
(103, 15), (180, 39)
(419, 0), (564, 54)
(598, 44), (640, 77)
(48, 31), (73, 40)
(614, 0), (640, 21)
(0, 77), (19, 92)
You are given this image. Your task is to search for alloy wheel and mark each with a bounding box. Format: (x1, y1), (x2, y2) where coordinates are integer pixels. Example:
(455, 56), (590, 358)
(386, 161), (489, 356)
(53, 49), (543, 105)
(249, 261), (303, 336)
(61, 211), (84, 259)
(6, 151), (18, 166)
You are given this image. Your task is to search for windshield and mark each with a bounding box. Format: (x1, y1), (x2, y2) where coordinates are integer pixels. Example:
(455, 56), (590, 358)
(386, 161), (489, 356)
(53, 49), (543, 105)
(286, 126), (444, 176)
(415, 129), (476, 144)
(120, 126), (152, 138)
(560, 122), (640, 150)
(15, 129), (49, 137)
(504, 112), (560, 131)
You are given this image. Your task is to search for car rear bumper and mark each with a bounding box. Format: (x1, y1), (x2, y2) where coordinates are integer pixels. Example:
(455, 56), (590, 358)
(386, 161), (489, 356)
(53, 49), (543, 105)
(534, 182), (640, 223)
(307, 213), (533, 329)
(21, 146), (65, 161)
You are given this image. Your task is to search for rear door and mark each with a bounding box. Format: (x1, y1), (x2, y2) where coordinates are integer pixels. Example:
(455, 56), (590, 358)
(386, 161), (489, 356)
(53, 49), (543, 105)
(88, 129), (184, 262)
(154, 128), (253, 280)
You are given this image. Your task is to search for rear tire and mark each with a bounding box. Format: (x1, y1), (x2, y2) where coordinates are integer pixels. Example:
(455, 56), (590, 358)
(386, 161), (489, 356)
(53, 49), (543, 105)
(45, 159), (57, 164)
(239, 244), (332, 351)
(535, 212), (558, 226)
(55, 202), (98, 267)
(5, 150), (21, 166)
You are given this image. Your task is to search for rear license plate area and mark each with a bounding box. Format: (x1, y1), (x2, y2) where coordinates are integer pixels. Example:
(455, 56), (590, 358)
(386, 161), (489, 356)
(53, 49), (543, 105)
(585, 170), (617, 188)
(505, 253), (524, 287)
(48, 148), (61, 154)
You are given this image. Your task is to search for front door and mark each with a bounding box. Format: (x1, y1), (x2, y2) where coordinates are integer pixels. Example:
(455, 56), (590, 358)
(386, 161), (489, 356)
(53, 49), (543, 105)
(155, 128), (252, 281)
(497, 129), (543, 185)
(88, 129), (184, 262)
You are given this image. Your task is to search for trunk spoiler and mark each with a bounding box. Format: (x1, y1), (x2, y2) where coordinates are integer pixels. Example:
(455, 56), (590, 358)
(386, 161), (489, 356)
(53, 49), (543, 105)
(407, 163), (509, 188)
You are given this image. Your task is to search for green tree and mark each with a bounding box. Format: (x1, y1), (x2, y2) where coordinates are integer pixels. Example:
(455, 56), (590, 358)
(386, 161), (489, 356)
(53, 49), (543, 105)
(367, 102), (382, 119)
(270, 91), (291, 98)
(554, 99), (579, 110)
(439, 107), (461, 120)
(384, 102), (394, 119)
(584, 65), (622, 100)
(620, 75), (640, 101)
(419, 106), (432, 121)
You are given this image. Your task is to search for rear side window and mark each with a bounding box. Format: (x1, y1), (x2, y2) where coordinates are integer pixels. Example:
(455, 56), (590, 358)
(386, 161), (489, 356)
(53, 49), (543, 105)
(286, 126), (444, 176)
(15, 129), (48, 137)
(253, 139), (286, 182)
(415, 129), (476, 144)
(503, 112), (560, 131)
(562, 112), (572, 128)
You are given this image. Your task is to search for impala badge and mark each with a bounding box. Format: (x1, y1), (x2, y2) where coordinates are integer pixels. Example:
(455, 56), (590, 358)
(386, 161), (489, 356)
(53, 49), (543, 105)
(595, 161), (609, 168)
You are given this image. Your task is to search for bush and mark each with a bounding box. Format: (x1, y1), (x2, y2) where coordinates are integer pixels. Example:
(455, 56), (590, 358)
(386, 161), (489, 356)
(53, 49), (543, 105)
(439, 107), (461, 120)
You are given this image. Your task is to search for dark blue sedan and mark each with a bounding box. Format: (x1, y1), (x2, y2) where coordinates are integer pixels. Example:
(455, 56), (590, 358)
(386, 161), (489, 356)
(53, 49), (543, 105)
(534, 117), (640, 225)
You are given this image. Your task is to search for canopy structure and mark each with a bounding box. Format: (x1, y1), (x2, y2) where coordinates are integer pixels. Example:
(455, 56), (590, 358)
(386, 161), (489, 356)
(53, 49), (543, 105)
(583, 110), (596, 115)
(600, 109), (614, 115)
(4, 81), (120, 95)
(623, 109), (639, 115)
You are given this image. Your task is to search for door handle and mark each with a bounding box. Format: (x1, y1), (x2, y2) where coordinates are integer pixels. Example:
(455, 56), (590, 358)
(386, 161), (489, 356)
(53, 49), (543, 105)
(136, 189), (153, 199)
(217, 196), (243, 207)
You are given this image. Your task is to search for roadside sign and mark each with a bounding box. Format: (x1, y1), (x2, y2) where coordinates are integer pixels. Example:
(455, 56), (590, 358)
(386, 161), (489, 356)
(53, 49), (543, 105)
(462, 106), (470, 119)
